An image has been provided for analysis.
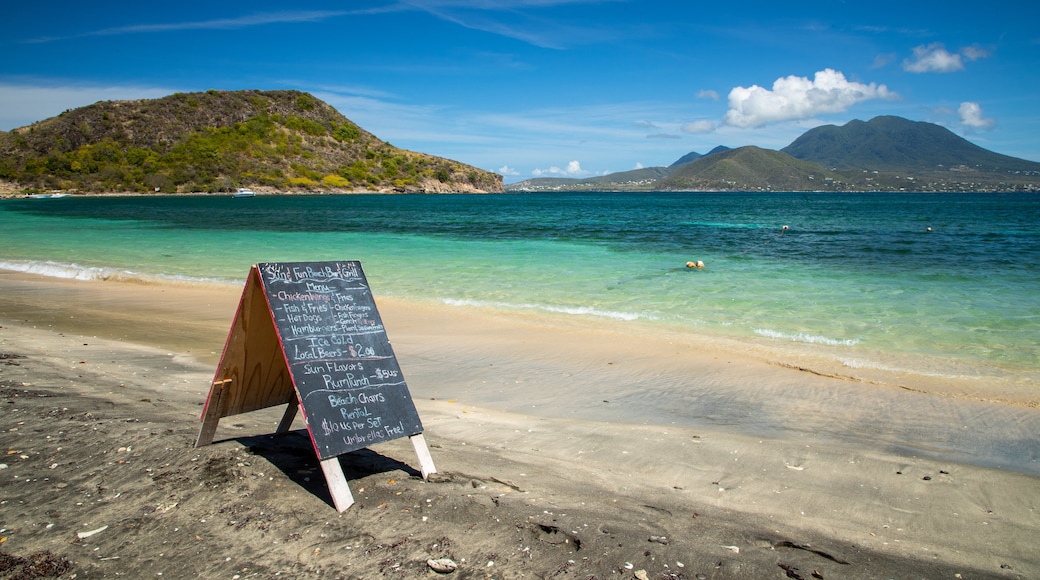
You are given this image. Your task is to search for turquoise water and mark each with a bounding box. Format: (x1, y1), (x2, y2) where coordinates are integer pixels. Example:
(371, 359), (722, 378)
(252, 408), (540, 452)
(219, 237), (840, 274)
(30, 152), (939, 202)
(2, 192), (1038, 389)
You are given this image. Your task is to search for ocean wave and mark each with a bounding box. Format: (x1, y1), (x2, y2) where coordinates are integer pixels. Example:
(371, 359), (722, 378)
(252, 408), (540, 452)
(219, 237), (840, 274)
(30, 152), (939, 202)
(0, 260), (232, 287)
(753, 328), (860, 346)
(442, 297), (643, 321)
(840, 357), (996, 380)
(0, 260), (126, 281)
(839, 358), (928, 374)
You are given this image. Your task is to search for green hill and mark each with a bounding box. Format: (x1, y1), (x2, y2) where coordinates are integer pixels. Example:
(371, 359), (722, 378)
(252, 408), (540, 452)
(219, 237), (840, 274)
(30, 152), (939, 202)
(0, 89), (503, 194)
(656, 146), (842, 191)
(508, 146), (835, 193)
(783, 116), (1040, 173)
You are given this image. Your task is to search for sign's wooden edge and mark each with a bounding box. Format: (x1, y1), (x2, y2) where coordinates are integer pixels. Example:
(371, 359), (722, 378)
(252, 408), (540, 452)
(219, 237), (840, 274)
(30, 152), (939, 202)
(198, 271), (255, 422)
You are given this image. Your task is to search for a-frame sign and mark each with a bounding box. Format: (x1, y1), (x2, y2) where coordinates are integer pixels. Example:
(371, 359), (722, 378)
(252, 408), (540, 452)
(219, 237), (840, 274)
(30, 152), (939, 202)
(195, 261), (436, 511)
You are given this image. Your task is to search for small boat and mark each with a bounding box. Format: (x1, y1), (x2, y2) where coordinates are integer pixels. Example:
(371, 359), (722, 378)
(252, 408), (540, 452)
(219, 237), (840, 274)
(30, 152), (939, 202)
(27, 192), (70, 199)
(233, 188), (256, 198)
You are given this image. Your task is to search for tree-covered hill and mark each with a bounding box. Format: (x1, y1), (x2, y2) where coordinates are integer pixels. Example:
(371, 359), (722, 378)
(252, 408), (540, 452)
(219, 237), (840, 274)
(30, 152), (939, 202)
(0, 89), (503, 194)
(782, 116), (1040, 174)
(656, 146), (844, 191)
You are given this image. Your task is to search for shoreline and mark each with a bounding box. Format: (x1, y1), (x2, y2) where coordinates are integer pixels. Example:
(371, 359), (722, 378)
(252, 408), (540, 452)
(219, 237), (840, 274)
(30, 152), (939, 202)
(0, 267), (1036, 407)
(1, 270), (1039, 468)
(0, 189), (503, 202)
(1, 272), (1038, 577)
(5, 187), (1040, 198)
(0, 243), (1035, 413)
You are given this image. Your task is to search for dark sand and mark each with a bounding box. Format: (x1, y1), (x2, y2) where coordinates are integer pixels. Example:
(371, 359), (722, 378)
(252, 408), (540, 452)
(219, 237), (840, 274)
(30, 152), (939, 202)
(1, 271), (1037, 579)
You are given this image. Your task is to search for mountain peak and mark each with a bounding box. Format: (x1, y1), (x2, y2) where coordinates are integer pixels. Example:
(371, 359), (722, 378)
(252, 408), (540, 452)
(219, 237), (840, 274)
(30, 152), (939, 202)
(781, 115), (1036, 173)
(669, 145), (731, 168)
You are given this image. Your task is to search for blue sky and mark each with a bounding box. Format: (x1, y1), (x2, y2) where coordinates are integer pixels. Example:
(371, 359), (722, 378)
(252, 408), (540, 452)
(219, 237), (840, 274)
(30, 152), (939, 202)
(2, 1), (1038, 183)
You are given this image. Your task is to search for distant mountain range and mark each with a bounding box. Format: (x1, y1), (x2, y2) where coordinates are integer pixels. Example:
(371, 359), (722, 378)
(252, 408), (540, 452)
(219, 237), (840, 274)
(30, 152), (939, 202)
(508, 116), (1040, 193)
(0, 90), (504, 195)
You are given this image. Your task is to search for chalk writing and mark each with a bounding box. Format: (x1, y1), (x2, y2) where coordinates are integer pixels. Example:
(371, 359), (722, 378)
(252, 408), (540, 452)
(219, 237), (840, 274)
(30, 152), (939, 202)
(257, 261), (423, 459)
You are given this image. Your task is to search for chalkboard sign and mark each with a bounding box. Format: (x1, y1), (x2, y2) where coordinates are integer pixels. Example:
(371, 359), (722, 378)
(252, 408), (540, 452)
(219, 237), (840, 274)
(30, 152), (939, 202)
(254, 261), (424, 460)
(195, 260), (435, 511)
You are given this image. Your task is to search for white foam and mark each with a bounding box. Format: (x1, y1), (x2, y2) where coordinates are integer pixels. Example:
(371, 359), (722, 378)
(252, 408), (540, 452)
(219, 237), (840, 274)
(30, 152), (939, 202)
(442, 297), (642, 321)
(841, 357), (984, 380)
(0, 260), (232, 287)
(753, 328), (859, 347)
(0, 260), (124, 281)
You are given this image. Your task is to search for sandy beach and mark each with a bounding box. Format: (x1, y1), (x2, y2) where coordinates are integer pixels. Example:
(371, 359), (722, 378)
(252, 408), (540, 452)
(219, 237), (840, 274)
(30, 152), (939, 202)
(1, 271), (1038, 579)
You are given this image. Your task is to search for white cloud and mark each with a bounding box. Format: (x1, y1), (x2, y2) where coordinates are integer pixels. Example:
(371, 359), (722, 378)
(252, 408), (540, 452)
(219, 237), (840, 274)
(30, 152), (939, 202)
(722, 69), (895, 129)
(634, 162), (644, 169)
(958, 101), (996, 130)
(532, 160), (587, 176)
(681, 120), (715, 134)
(960, 44), (991, 61)
(696, 89), (719, 101)
(498, 165), (520, 176)
(903, 43), (964, 73)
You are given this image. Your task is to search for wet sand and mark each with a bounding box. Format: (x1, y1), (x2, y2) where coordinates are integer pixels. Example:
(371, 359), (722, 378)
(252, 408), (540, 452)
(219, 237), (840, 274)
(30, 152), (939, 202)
(1, 271), (1037, 578)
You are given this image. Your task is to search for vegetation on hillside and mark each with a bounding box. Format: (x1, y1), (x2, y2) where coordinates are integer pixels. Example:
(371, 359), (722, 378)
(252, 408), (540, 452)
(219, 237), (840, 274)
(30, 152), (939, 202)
(507, 116), (1040, 193)
(782, 116), (1036, 172)
(0, 90), (502, 194)
(656, 147), (844, 191)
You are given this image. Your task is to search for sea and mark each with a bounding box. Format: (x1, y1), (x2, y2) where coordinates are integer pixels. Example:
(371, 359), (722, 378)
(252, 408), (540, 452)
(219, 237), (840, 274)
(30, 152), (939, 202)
(2, 191), (1038, 395)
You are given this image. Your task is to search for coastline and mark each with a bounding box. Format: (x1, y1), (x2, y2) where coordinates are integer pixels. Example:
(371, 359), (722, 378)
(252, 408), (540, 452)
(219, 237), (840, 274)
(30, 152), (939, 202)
(1, 271), (1038, 578)
(2, 192), (1037, 414)
(0, 184), (502, 199)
